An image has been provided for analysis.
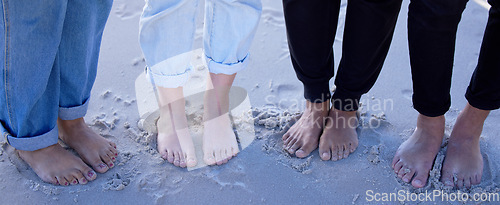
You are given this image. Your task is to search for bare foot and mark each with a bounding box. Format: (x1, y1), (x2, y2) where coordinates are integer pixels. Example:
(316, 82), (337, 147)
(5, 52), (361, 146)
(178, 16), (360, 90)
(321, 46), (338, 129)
(392, 114), (444, 188)
(318, 107), (359, 161)
(441, 103), (489, 189)
(202, 73), (239, 166)
(156, 87), (197, 168)
(18, 144), (97, 185)
(282, 101), (329, 158)
(58, 118), (118, 173)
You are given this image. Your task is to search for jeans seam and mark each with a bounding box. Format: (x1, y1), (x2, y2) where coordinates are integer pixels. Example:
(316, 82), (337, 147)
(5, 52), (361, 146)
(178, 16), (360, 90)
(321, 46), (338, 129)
(2, 0), (14, 132)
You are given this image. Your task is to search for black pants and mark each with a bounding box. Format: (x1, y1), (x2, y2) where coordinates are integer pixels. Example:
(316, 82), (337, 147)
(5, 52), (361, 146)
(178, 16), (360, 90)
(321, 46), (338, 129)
(410, 0), (500, 117)
(283, 0), (402, 111)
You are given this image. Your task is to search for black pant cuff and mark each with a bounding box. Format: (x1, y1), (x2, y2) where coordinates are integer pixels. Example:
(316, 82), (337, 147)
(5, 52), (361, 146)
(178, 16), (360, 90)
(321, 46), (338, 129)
(331, 88), (361, 111)
(303, 81), (331, 103)
(412, 98), (450, 117)
(465, 87), (500, 111)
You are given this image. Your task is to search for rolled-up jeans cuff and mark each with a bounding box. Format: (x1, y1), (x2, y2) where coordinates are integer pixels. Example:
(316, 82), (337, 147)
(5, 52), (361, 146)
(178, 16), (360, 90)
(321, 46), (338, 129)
(204, 54), (249, 75)
(59, 98), (90, 120)
(146, 66), (190, 88)
(4, 125), (58, 151)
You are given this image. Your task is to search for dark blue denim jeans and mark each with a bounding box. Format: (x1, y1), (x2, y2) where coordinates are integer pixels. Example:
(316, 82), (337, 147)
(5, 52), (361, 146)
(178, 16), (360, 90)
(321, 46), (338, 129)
(0, 0), (112, 151)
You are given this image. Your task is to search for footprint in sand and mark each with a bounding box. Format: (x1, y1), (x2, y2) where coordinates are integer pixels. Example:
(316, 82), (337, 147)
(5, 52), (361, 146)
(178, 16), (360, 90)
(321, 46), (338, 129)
(261, 7), (285, 27)
(401, 89), (412, 100)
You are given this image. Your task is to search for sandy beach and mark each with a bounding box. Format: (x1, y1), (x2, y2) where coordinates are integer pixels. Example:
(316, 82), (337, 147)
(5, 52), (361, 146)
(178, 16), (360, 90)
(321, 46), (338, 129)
(0, 0), (499, 204)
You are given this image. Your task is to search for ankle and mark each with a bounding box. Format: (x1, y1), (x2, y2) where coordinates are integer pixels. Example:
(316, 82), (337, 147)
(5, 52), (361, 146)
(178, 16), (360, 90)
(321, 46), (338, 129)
(416, 114), (445, 136)
(59, 118), (85, 129)
(305, 101), (329, 114)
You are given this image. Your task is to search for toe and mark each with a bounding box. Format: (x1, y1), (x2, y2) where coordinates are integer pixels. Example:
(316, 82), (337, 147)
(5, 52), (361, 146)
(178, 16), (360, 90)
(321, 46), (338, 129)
(100, 151), (114, 169)
(393, 161), (404, 174)
(402, 169), (415, 183)
(350, 141), (358, 153)
(173, 152), (181, 167)
(73, 171), (87, 185)
(285, 137), (298, 153)
(215, 149), (224, 165)
(108, 150), (117, 162)
(342, 145), (350, 159)
(320, 148), (331, 161)
(464, 177), (472, 189)
(472, 174), (481, 185)
(204, 151), (216, 165)
(93, 162), (109, 173)
(166, 150), (175, 164)
(282, 132), (290, 141)
(185, 152), (197, 168)
(392, 156), (401, 169)
(221, 150), (229, 164)
(457, 176), (465, 189)
(57, 176), (69, 186)
(295, 145), (314, 158)
(397, 166), (409, 178)
(336, 145), (343, 161)
(441, 171), (454, 187)
(288, 141), (301, 155)
(179, 154), (187, 168)
(231, 146), (239, 157)
(283, 135), (295, 148)
(81, 166), (97, 181)
(331, 146), (339, 161)
(318, 140), (331, 161)
(110, 141), (117, 150)
(411, 171), (429, 188)
(66, 175), (78, 185)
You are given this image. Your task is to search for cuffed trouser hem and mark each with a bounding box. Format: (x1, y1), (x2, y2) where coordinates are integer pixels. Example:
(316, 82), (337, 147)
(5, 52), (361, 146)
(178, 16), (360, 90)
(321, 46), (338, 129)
(146, 66), (191, 88)
(413, 97), (450, 117)
(58, 98), (90, 120)
(331, 87), (361, 111)
(4, 125), (58, 151)
(146, 51), (193, 88)
(465, 89), (500, 111)
(303, 81), (331, 103)
(204, 54), (249, 75)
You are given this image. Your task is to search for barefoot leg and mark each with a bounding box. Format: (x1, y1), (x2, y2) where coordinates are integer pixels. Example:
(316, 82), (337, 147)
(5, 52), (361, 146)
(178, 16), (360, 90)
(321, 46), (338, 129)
(202, 73), (240, 165)
(392, 114), (444, 188)
(441, 103), (489, 188)
(155, 86), (197, 168)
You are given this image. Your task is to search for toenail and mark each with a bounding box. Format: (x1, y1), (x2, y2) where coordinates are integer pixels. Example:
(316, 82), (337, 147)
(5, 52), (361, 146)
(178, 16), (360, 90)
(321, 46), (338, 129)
(73, 180), (77, 184)
(403, 178), (410, 183)
(109, 163), (114, 167)
(65, 182), (69, 186)
(99, 164), (107, 168)
(88, 171), (95, 177)
(414, 180), (423, 186)
(112, 157), (115, 160)
(115, 153), (118, 156)
(82, 179), (87, 183)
